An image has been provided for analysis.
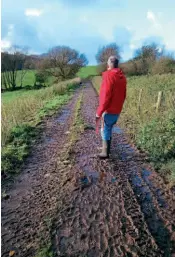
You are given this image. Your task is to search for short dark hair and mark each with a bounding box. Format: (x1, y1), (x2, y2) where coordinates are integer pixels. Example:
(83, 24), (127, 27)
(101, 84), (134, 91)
(108, 56), (119, 68)
(113, 58), (119, 68)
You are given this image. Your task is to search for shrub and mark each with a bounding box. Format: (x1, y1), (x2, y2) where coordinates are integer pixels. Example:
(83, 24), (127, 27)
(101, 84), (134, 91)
(35, 71), (48, 85)
(96, 63), (106, 75)
(120, 61), (138, 76)
(136, 113), (175, 164)
(151, 57), (175, 75)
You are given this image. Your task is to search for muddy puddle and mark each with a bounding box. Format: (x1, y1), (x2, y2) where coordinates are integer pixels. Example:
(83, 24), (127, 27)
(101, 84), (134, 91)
(113, 126), (123, 134)
(44, 136), (55, 144)
(76, 166), (117, 189)
(114, 138), (172, 254)
(141, 168), (167, 208)
(129, 168), (172, 254)
(56, 109), (70, 124)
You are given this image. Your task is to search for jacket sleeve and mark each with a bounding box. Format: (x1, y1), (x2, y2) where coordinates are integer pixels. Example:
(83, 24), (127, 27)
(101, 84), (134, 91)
(97, 73), (113, 117)
(124, 77), (127, 101)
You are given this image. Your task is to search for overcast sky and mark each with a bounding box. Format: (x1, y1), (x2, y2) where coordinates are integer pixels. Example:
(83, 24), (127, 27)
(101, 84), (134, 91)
(1, 0), (175, 64)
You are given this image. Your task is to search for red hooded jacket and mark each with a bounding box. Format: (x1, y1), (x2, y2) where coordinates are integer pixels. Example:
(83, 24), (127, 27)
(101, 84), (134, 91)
(96, 68), (127, 117)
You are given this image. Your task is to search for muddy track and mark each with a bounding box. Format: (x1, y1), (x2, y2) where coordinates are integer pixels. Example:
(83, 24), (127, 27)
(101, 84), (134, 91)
(1, 82), (175, 257)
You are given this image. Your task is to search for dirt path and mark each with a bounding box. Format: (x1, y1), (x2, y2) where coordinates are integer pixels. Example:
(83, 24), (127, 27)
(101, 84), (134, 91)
(1, 82), (175, 257)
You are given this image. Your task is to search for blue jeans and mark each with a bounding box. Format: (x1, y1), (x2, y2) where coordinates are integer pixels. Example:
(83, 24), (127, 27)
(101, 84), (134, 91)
(101, 113), (119, 140)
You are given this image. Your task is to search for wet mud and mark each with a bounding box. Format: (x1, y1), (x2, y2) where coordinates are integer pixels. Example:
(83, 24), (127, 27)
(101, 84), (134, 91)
(1, 83), (175, 257)
(53, 83), (175, 257)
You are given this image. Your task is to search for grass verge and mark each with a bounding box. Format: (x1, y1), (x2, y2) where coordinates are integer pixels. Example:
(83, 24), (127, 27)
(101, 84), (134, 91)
(92, 74), (175, 185)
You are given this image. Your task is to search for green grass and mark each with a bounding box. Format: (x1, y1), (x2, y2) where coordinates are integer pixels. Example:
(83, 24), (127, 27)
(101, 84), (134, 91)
(16, 69), (36, 86)
(2, 89), (39, 103)
(77, 65), (98, 79)
(1, 78), (80, 177)
(92, 74), (175, 185)
(35, 245), (54, 257)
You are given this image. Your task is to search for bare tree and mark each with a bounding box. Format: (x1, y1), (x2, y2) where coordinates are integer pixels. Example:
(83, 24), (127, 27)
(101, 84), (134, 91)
(96, 43), (121, 64)
(39, 46), (88, 81)
(19, 62), (28, 88)
(1, 46), (29, 90)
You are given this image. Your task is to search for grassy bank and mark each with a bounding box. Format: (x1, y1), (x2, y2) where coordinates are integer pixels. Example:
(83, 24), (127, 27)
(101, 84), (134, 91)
(1, 78), (81, 177)
(92, 74), (175, 185)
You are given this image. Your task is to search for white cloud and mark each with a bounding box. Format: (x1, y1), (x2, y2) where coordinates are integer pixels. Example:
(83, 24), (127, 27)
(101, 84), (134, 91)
(1, 24), (14, 51)
(25, 8), (43, 17)
(130, 43), (137, 50)
(147, 11), (161, 29)
(147, 11), (156, 23)
(7, 24), (14, 37)
(1, 39), (11, 51)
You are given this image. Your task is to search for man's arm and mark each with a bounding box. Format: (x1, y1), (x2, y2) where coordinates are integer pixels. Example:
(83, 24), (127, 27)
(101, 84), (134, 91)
(96, 73), (113, 117)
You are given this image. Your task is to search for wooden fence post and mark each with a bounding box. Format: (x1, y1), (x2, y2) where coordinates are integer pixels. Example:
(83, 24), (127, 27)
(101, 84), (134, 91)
(138, 88), (143, 114)
(156, 91), (163, 113)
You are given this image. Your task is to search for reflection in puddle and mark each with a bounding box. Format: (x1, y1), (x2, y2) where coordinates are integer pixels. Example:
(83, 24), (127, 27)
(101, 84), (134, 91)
(84, 168), (99, 184)
(113, 130), (171, 252)
(129, 169), (171, 252)
(142, 169), (167, 208)
(56, 109), (70, 124)
(116, 143), (134, 161)
(132, 175), (142, 187)
(79, 167), (117, 187)
(45, 136), (55, 144)
(113, 126), (123, 134)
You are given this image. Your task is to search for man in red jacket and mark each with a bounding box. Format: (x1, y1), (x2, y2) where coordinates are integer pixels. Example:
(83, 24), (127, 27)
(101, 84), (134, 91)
(96, 56), (127, 159)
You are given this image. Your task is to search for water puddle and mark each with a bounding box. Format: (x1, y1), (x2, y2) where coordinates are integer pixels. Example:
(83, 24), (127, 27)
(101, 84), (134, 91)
(112, 128), (171, 252)
(115, 143), (135, 161)
(142, 169), (167, 208)
(56, 109), (70, 124)
(84, 124), (95, 131)
(78, 167), (117, 187)
(129, 168), (171, 253)
(113, 126), (123, 134)
(45, 136), (55, 144)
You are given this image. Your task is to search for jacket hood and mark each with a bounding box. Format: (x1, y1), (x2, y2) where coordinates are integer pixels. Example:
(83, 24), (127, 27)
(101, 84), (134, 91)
(110, 68), (124, 78)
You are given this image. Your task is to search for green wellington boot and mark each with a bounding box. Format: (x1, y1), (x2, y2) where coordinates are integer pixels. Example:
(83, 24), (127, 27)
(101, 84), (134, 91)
(98, 140), (110, 159)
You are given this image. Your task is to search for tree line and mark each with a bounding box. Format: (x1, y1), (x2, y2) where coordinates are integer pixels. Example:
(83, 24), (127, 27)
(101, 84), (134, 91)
(1, 45), (88, 91)
(96, 42), (175, 76)
(1, 42), (175, 91)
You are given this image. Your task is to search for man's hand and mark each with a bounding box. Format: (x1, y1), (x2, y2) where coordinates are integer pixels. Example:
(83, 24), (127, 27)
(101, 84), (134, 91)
(96, 114), (100, 122)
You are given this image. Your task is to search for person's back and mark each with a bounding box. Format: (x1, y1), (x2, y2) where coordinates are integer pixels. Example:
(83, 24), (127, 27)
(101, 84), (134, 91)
(98, 68), (126, 116)
(96, 56), (127, 159)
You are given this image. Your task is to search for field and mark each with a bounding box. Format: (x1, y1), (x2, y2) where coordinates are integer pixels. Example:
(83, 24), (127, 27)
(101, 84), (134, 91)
(92, 74), (175, 184)
(77, 65), (98, 78)
(1, 69), (55, 90)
